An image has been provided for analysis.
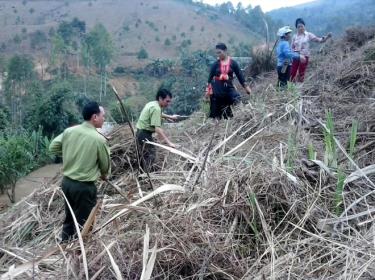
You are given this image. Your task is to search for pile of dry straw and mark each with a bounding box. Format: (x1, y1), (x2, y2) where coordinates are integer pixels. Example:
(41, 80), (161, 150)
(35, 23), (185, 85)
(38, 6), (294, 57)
(1, 28), (375, 280)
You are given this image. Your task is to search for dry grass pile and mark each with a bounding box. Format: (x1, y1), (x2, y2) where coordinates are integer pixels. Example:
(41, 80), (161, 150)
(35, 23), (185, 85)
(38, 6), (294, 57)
(1, 30), (375, 280)
(247, 48), (276, 78)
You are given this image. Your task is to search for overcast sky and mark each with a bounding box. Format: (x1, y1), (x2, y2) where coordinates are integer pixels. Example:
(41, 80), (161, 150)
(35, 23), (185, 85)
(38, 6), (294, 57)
(199, 0), (315, 12)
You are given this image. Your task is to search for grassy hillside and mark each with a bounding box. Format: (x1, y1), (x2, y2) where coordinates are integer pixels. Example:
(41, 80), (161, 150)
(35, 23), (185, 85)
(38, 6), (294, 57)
(267, 0), (375, 35)
(0, 0), (260, 67)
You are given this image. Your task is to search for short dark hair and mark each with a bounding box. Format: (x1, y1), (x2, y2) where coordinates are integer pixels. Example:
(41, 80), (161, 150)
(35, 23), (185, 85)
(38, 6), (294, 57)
(82, 101), (101, 121)
(156, 88), (172, 100)
(215, 43), (227, 51)
(295, 18), (305, 28)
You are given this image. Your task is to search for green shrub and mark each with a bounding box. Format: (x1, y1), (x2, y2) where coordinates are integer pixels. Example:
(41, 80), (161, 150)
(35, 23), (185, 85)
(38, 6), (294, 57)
(109, 96), (147, 124)
(0, 129), (52, 202)
(164, 38), (171, 46)
(137, 48), (149, 59)
(113, 66), (126, 74)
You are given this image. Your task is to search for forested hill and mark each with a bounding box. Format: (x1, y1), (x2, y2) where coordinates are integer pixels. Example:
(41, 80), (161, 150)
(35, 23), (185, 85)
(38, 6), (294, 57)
(267, 0), (375, 35)
(0, 0), (276, 67)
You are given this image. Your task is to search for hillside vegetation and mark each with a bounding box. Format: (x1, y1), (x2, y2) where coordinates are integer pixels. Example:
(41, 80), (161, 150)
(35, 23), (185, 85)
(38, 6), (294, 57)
(0, 0), (263, 67)
(1, 27), (375, 279)
(268, 0), (375, 35)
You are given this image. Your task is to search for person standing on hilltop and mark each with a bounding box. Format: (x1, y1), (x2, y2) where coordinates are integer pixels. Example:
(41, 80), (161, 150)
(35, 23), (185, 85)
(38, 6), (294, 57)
(136, 88), (178, 172)
(276, 26), (306, 89)
(206, 43), (251, 120)
(49, 101), (111, 242)
(291, 18), (332, 82)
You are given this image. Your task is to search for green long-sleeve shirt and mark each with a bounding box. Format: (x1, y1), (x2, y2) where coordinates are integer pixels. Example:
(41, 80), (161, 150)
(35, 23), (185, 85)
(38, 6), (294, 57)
(49, 122), (111, 182)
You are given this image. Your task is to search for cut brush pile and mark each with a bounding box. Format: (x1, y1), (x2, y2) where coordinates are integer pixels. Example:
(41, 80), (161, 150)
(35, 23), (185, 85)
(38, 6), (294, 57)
(1, 28), (375, 280)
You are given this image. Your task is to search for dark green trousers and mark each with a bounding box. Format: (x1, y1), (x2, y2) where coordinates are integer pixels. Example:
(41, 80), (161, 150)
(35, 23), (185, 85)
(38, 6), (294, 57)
(136, 129), (156, 172)
(61, 176), (97, 241)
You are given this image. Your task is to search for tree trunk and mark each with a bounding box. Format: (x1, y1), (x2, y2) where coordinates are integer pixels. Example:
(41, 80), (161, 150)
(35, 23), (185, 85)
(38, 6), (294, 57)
(104, 68), (107, 97)
(7, 182), (16, 203)
(100, 71), (103, 102)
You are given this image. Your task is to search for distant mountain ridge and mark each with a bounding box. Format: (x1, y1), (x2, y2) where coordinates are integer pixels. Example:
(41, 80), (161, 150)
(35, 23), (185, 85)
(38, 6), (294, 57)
(267, 0), (375, 35)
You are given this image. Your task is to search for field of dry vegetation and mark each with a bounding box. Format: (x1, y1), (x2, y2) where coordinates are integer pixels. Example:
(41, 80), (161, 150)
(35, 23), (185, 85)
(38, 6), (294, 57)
(1, 27), (375, 279)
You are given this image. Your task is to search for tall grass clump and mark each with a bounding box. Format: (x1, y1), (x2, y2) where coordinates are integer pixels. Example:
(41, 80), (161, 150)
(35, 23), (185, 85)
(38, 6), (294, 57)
(323, 110), (337, 168)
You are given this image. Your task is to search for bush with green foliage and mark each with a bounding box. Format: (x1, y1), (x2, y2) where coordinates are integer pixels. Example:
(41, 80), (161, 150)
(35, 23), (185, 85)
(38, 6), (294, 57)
(113, 66), (126, 74)
(164, 38), (171, 46)
(145, 59), (174, 77)
(0, 128), (52, 202)
(167, 51), (211, 115)
(0, 106), (10, 131)
(30, 30), (47, 49)
(233, 42), (252, 57)
(25, 81), (80, 136)
(137, 48), (149, 59)
(110, 95), (147, 123)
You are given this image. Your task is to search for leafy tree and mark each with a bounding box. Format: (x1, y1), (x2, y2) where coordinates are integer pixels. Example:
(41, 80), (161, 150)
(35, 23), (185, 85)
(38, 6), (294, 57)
(51, 34), (68, 78)
(219, 1), (235, 14)
(169, 51), (211, 115)
(4, 55), (35, 126)
(0, 129), (52, 202)
(85, 23), (114, 100)
(137, 48), (149, 59)
(145, 59), (173, 77)
(7, 55), (34, 82)
(164, 38), (172, 46)
(0, 132), (34, 202)
(110, 96), (147, 123)
(30, 30), (47, 49)
(0, 105), (10, 131)
(29, 81), (80, 136)
(13, 34), (22, 45)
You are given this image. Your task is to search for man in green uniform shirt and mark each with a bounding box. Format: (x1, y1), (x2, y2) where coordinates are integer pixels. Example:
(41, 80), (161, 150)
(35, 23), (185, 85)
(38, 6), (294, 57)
(49, 101), (110, 242)
(136, 88), (178, 171)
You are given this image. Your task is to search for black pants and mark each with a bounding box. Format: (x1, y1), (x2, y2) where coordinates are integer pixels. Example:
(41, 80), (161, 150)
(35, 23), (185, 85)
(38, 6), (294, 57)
(277, 65), (291, 89)
(136, 129), (156, 172)
(61, 176), (97, 241)
(209, 81), (240, 119)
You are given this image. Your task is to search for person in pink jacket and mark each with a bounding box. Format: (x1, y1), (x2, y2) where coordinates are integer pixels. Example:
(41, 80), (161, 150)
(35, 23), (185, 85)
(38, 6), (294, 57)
(290, 18), (332, 82)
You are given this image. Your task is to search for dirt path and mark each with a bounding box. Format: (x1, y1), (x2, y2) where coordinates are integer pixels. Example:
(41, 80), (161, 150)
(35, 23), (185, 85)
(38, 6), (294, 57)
(0, 164), (62, 208)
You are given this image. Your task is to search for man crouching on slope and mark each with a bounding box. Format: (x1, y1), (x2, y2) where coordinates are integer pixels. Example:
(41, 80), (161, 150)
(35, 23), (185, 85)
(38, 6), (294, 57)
(49, 101), (111, 242)
(136, 88), (178, 172)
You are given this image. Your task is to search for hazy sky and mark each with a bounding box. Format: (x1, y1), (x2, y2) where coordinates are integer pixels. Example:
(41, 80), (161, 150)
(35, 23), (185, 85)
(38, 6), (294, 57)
(199, 0), (315, 12)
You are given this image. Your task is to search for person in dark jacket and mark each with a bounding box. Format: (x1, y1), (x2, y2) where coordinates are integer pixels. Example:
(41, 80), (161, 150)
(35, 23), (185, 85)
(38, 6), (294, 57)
(206, 43), (251, 119)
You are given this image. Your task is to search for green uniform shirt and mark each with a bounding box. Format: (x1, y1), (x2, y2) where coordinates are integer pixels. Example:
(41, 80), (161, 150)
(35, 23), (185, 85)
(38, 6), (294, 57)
(136, 101), (162, 132)
(49, 122), (111, 182)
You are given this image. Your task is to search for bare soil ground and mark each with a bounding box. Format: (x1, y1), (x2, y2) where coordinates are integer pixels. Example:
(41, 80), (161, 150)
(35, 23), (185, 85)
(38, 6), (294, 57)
(0, 164), (61, 209)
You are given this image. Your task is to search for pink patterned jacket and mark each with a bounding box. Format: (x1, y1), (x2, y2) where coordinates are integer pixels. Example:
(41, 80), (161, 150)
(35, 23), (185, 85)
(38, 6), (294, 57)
(291, 31), (323, 57)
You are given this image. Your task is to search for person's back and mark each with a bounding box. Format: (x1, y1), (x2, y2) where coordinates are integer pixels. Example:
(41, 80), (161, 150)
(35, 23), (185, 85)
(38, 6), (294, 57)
(59, 123), (109, 182)
(49, 101), (110, 242)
